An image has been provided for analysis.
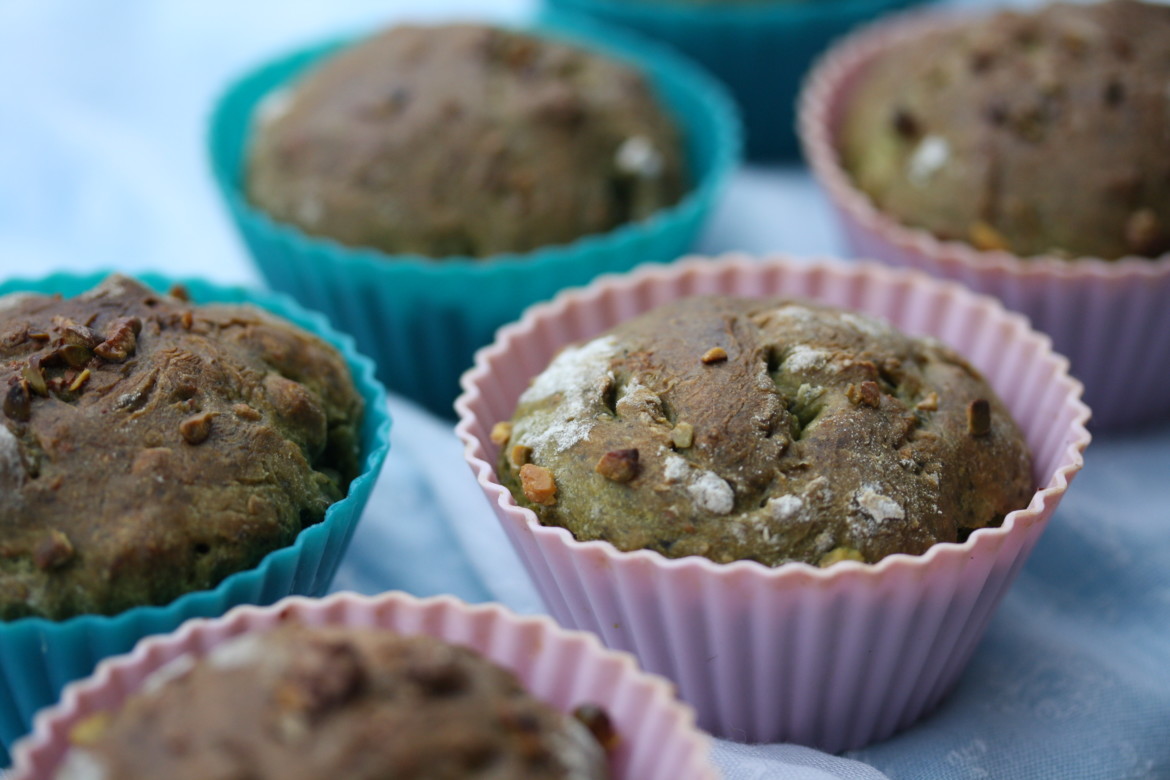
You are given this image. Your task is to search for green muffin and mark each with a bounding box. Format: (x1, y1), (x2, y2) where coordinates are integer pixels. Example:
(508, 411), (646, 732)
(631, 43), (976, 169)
(57, 625), (610, 780)
(0, 276), (363, 620)
(840, 0), (1170, 260)
(496, 296), (1032, 567)
(247, 23), (686, 258)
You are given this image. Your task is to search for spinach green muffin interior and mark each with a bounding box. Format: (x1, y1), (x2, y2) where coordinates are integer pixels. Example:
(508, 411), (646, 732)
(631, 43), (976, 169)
(247, 23), (686, 258)
(56, 625), (611, 780)
(497, 296), (1033, 567)
(0, 276), (363, 620)
(840, 0), (1170, 260)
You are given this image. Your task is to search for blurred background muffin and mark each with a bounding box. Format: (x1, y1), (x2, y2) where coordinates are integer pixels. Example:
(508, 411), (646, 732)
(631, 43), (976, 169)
(212, 17), (738, 418)
(57, 624), (611, 780)
(495, 294), (1033, 567)
(800, 0), (1170, 429)
(247, 23), (687, 258)
(839, 0), (1170, 261)
(540, 0), (938, 159)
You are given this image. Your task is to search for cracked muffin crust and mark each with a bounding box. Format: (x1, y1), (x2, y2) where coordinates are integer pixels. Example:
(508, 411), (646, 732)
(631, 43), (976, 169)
(0, 276), (363, 620)
(840, 0), (1170, 260)
(497, 296), (1033, 566)
(247, 23), (686, 258)
(57, 625), (610, 780)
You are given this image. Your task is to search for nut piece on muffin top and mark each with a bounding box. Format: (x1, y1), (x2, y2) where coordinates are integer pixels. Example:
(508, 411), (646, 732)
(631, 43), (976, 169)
(55, 625), (611, 780)
(0, 276), (363, 620)
(247, 23), (687, 258)
(497, 296), (1033, 567)
(840, 0), (1170, 260)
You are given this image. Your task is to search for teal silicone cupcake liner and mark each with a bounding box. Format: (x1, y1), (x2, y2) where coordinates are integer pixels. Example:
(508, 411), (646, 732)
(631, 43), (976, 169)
(0, 272), (392, 763)
(209, 17), (741, 419)
(540, 0), (936, 160)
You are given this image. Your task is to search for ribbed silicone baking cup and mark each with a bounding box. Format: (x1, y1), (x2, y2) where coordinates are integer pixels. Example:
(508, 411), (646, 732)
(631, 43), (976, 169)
(0, 272), (391, 764)
(540, 0), (935, 160)
(455, 255), (1090, 750)
(10, 591), (716, 780)
(208, 18), (740, 420)
(799, 10), (1170, 430)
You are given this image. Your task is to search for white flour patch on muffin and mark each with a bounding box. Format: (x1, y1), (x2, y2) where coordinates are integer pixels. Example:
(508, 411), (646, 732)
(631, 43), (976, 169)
(55, 748), (107, 780)
(0, 292), (35, 312)
(141, 654), (196, 696)
(854, 485), (906, 523)
(0, 425), (24, 483)
(518, 336), (618, 455)
(663, 453), (690, 484)
(840, 311), (891, 339)
(767, 494), (805, 522)
(207, 633), (267, 670)
(688, 470), (735, 515)
(783, 345), (831, 373)
(909, 135), (950, 184)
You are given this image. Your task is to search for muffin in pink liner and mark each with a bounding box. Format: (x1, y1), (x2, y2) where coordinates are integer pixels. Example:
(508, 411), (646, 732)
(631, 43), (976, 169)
(10, 591), (715, 780)
(454, 255), (1090, 750)
(799, 6), (1170, 430)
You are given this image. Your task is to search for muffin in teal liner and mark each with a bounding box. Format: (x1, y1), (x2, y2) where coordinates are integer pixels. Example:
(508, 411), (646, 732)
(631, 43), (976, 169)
(0, 271), (391, 762)
(209, 17), (740, 419)
(540, 0), (936, 160)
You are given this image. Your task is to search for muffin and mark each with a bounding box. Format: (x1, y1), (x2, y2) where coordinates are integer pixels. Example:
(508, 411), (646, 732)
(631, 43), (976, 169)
(56, 625), (610, 779)
(495, 295), (1032, 567)
(11, 593), (717, 780)
(457, 255), (1090, 748)
(211, 19), (737, 418)
(247, 23), (686, 258)
(0, 271), (390, 765)
(839, 0), (1170, 260)
(540, 0), (935, 159)
(800, 1), (1170, 429)
(0, 275), (363, 621)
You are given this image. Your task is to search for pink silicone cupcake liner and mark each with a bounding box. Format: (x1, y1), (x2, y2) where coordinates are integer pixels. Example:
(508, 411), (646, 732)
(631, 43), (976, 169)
(10, 592), (715, 780)
(799, 10), (1170, 430)
(455, 255), (1090, 750)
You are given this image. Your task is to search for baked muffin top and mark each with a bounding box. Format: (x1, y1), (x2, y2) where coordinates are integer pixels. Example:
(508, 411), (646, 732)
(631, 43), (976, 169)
(0, 276), (363, 620)
(840, 0), (1170, 260)
(497, 296), (1033, 566)
(247, 23), (686, 258)
(58, 625), (609, 780)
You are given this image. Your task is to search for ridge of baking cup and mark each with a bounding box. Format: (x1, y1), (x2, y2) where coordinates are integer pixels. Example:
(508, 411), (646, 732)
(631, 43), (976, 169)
(10, 591), (717, 780)
(541, 0), (937, 160)
(208, 17), (741, 420)
(0, 272), (391, 764)
(454, 255), (1091, 750)
(799, 9), (1170, 430)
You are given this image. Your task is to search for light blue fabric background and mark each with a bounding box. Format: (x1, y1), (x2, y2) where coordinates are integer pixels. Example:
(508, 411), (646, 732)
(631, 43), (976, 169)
(1, 1), (1168, 777)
